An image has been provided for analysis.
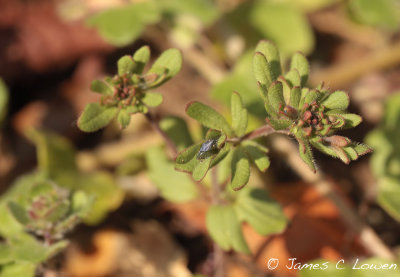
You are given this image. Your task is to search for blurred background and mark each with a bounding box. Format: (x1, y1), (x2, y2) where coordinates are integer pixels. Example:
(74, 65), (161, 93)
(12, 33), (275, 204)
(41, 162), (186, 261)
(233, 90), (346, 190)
(1, 0), (400, 276)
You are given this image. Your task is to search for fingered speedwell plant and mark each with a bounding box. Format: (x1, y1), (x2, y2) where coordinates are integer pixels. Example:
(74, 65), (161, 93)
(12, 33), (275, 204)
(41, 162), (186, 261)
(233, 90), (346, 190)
(77, 41), (371, 255)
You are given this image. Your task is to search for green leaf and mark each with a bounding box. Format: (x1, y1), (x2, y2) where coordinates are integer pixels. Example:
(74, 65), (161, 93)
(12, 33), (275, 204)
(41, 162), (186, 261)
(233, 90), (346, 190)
(156, 0), (219, 25)
(290, 86), (301, 108)
(266, 118), (292, 130)
(132, 45), (150, 74)
(250, 1), (314, 55)
(321, 90), (349, 110)
(0, 243), (13, 264)
(86, 3), (161, 46)
(117, 109), (131, 129)
(290, 52), (310, 86)
(352, 143), (373, 156)
(11, 234), (48, 263)
(78, 103), (118, 132)
(186, 102), (233, 136)
(0, 262), (36, 277)
(148, 48), (182, 86)
(71, 190), (93, 217)
(231, 92), (248, 137)
(7, 202), (29, 225)
(231, 147), (250, 191)
(253, 52), (273, 93)
(117, 55), (135, 76)
(0, 78), (9, 125)
(255, 40), (281, 79)
(268, 81), (285, 114)
(45, 240), (69, 258)
(175, 143), (202, 173)
(27, 130), (77, 182)
(210, 144), (231, 168)
(90, 80), (113, 95)
(192, 156), (212, 181)
(79, 172), (124, 225)
(141, 92), (163, 107)
(378, 178), (400, 222)
(147, 147), (198, 202)
(206, 205), (250, 254)
(160, 116), (193, 151)
(285, 69), (301, 88)
(325, 111), (362, 129)
(212, 51), (265, 118)
(243, 141), (270, 172)
(349, 0), (399, 30)
(296, 133), (316, 172)
(235, 187), (287, 235)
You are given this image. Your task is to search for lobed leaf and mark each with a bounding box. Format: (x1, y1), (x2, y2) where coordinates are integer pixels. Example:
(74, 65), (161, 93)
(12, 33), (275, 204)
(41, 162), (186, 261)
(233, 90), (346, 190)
(231, 92), (248, 137)
(78, 103), (118, 132)
(147, 147), (198, 202)
(290, 86), (301, 109)
(296, 133), (316, 172)
(285, 68), (301, 88)
(90, 80), (113, 95)
(148, 48), (183, 85)
(243, 141), (270, 172)
(7, 202), (29, 225)
(186, 102), (233, 136)
(117, 108), (131, 129)
(231, 147), (250, 190)
(117, 55), (136, 76)
(268, 81), (285, 114)
(290, 52), (309, 86)
(321, 90), (349, 110)
(160, 116), (193, 151)
(141, 92), (163, 107)
(206, 205), (250, 254)
(255, 40), (281, 79)
(192, 156), (212, 181)
(235, 187), (287, 235)
(132, 45), (150, 74)
(175, 143), (202, 172)
(253, 52), (274, 93)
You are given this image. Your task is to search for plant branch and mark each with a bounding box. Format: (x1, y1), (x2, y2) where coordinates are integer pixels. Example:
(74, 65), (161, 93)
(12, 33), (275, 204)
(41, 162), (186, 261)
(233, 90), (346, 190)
(226, 125), (291, 144)
(270, 136), (395, 260)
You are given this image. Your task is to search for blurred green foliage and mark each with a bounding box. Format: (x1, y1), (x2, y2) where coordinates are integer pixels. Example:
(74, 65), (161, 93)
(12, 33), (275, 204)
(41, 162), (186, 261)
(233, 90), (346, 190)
(367, 93), (400, 221)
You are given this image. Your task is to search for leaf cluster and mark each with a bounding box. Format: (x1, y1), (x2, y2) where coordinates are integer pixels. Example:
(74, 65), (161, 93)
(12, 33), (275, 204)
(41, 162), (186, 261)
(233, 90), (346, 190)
(78, 46), (182, 132)
(253, 40), (371, 172)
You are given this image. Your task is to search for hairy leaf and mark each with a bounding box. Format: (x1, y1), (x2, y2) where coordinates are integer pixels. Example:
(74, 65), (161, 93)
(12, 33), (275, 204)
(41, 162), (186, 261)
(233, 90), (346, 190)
(78, 103), (118, 132)
(186, 102), (233, 136)
(90, 80), (113, 95)
(148, 48), (183, 85)
(231, 147), (250, 190)
(231, 92), (248, 137)
(132, 45), (150, 74)
(147, 147), (198, 202)
(290, 52), (309, 86)
(243, 141), (270, 172)
(321, 90), (349, 110)
(206, 205), (250, 254)
(235, 187), (287, 235)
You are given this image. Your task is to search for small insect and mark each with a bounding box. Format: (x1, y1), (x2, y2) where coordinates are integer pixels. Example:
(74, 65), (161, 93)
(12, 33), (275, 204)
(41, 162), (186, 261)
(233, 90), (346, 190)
(197, 138), (219, 160)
